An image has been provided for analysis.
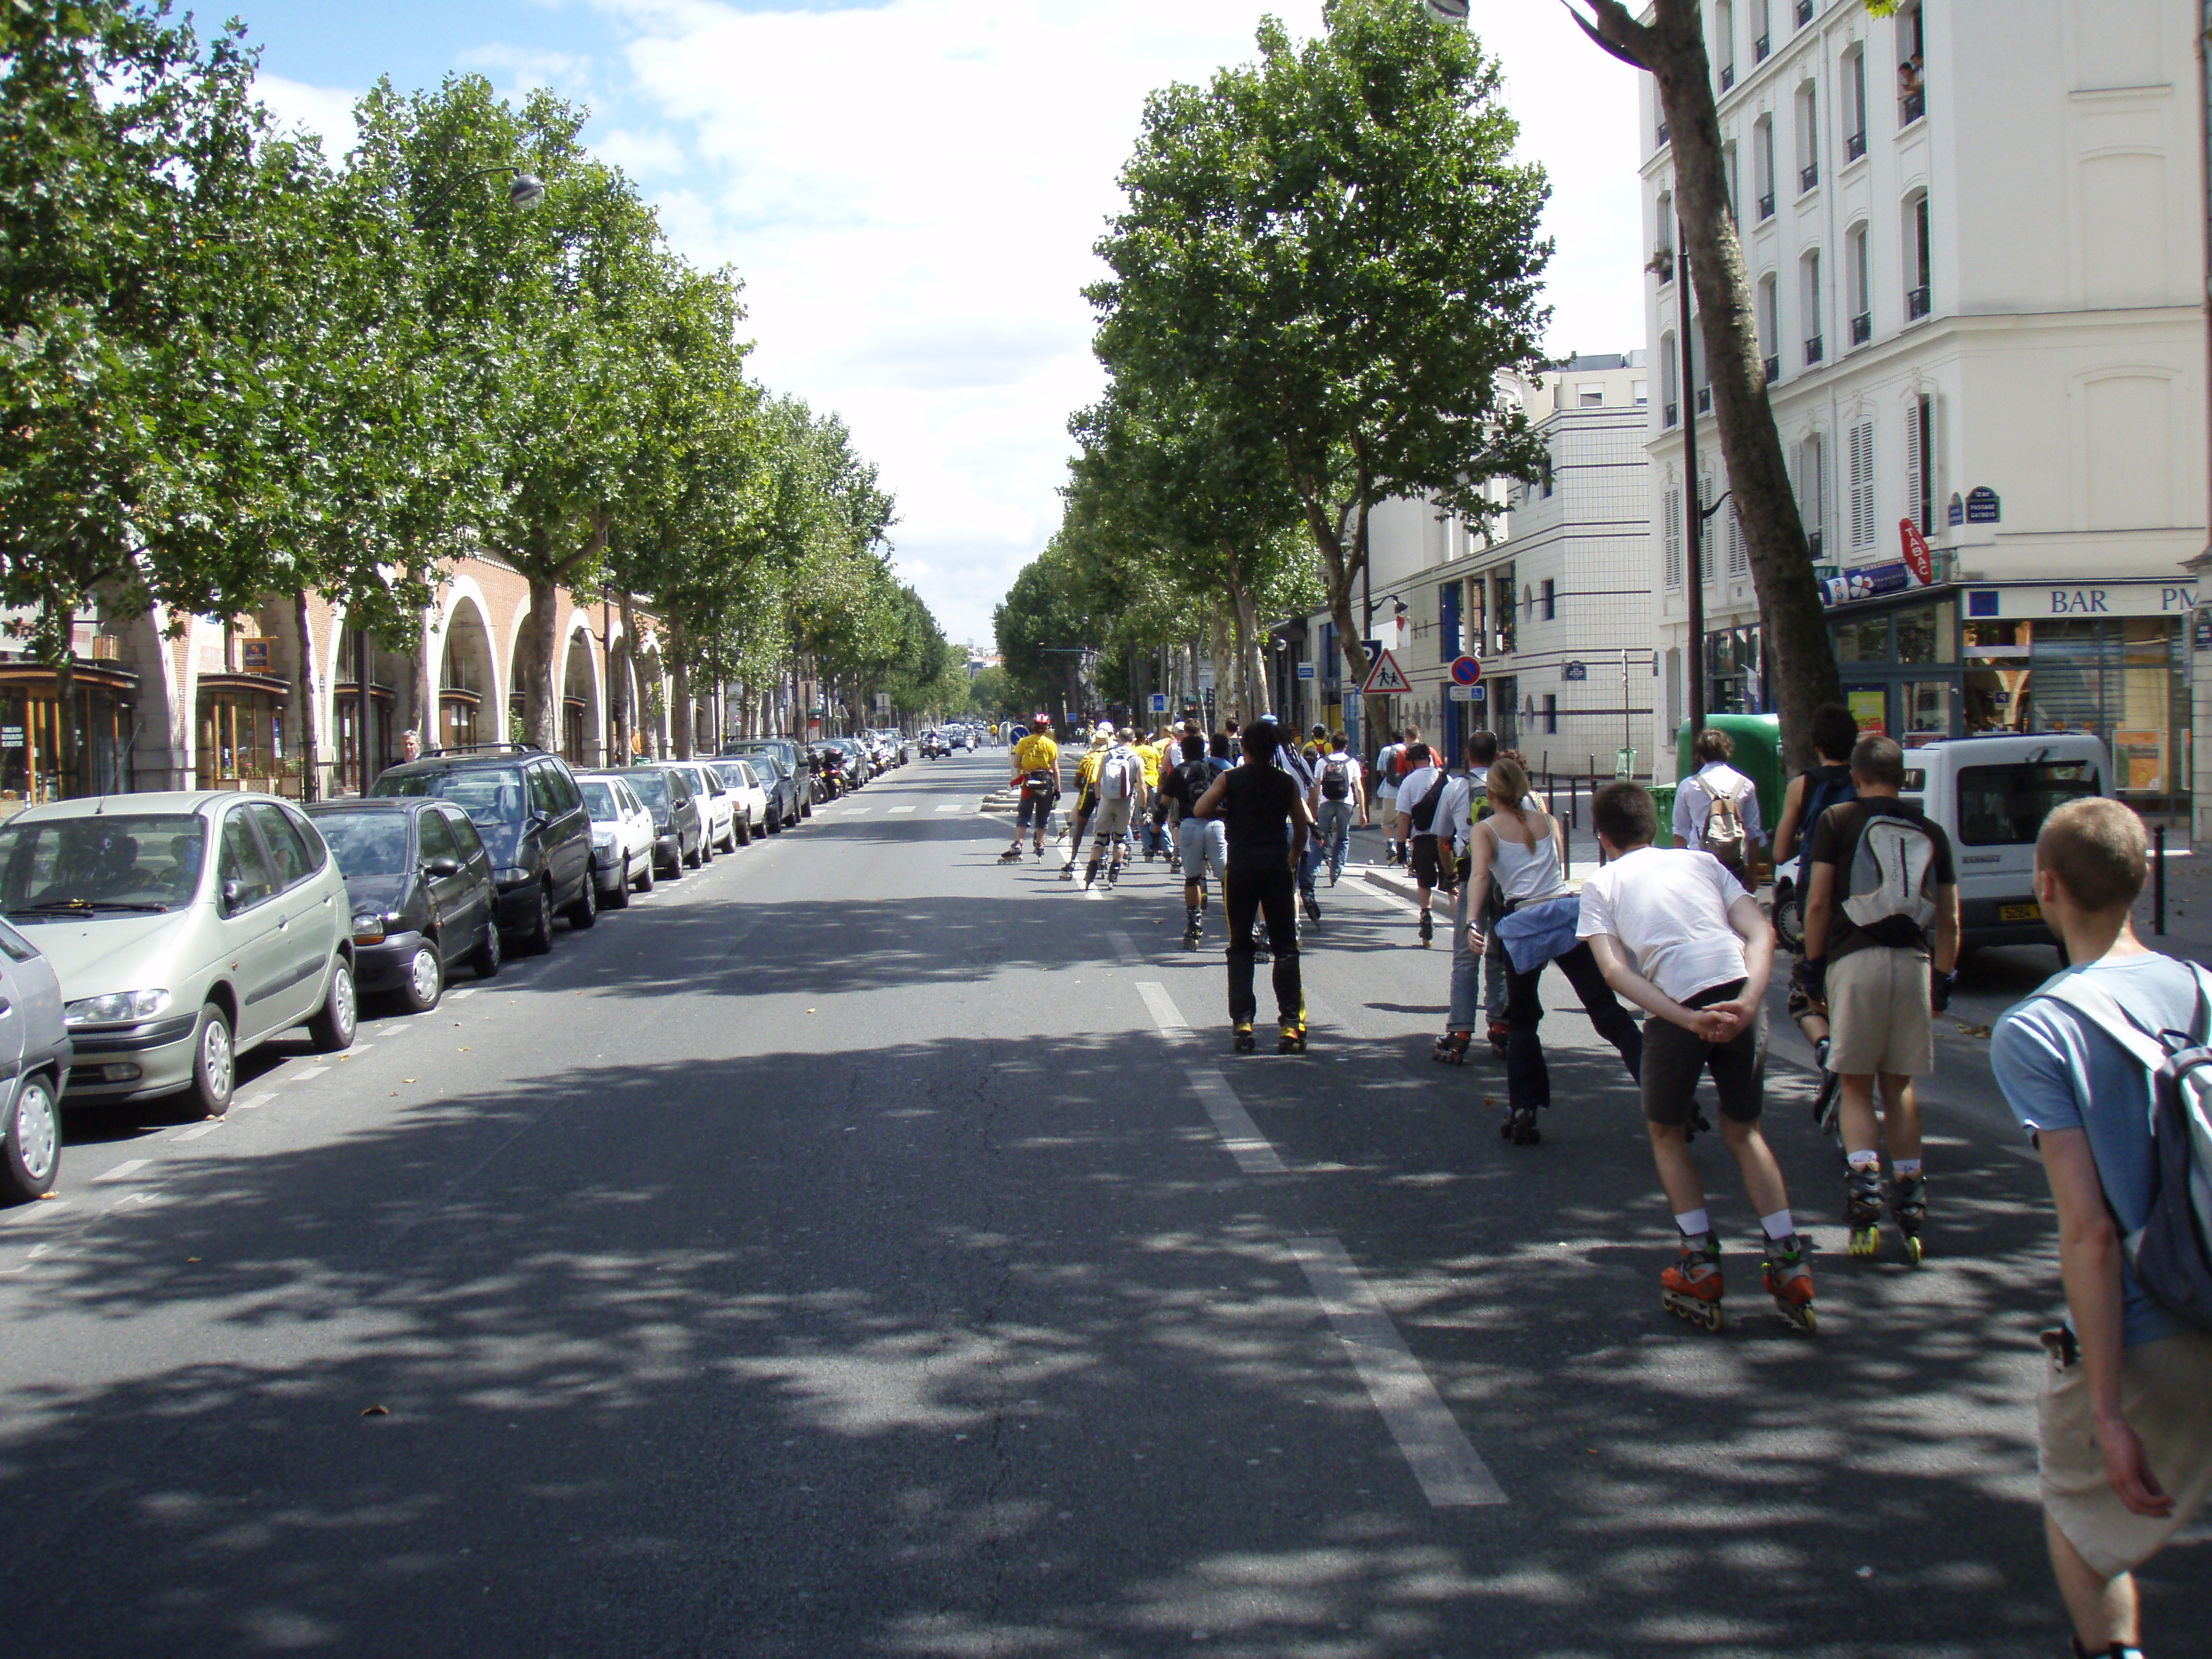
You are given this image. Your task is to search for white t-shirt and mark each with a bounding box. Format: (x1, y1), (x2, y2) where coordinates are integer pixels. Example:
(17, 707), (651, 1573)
(1673, 761), (1765, 851)
(1576, 845), (1750, 1004)
(1313, 751), (1362, 801)
(1396, 764), (1450, 834)
(1375, 745), (1406, 796)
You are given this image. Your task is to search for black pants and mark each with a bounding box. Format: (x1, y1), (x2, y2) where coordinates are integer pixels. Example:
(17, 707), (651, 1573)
(1503, 940), (1644, 1111)
(1226, 863), (1303, 1030)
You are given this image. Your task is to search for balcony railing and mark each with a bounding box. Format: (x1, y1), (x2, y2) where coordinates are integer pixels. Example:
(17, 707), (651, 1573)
(1804, 334), (1824, 365)
(1764, 355), (1780, 385)
(1719, 63), (1735, 91)
(1757, 191), (1776, 220)
(1696, 386), (1712, 415)
(1794, 0), (1814, 24)
(1899, 89), (1925, 126)
(1850, 310), (1872, 345)
(1755, 33), (1771, 61)
(1663, 401), (1680, 428)
(1906, 284), (1931, 320)
(1845, 130), (1866, 162)
(1799, 162), (1818, 192)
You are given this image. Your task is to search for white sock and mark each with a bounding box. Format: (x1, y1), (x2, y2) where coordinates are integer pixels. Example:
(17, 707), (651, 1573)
(1761, 1208), (1795, 1241)
(1673, 1208), (1712, 1239)
(1894, 1158), (1923, 1178)
(1847, 1149), (1881, 1172)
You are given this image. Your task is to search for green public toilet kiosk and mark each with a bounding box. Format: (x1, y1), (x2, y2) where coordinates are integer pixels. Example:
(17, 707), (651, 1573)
(1674, 713), (1784, 837)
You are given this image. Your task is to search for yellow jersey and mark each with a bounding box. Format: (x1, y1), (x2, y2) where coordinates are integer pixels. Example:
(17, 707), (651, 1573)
(1012, 734), (1059, 775)
(1076, 747), (1105, 790)
(1134, 742), (1163, 788)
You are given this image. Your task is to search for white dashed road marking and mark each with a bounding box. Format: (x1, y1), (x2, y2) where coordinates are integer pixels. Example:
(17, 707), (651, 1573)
(1290, 1235), (1508, 1509)
(1184, 1067), (1286, 1174)
(886, 805), (914, 814)
(1107, 930), (1138, 964)
(91, 1159), (153, 1185)
(1135, 981), (1187, 1035)
(934, 804), (965, 813)
(171, 1123), (222, 1143)
(233, 1090), (279, 1111)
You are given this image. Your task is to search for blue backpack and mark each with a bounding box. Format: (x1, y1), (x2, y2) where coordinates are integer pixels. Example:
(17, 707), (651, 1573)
(1797, 763), (1858, 894)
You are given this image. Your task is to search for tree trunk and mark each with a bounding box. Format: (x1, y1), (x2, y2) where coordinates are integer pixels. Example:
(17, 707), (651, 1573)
(520, 572), (561, 753)
(295, 590), (320, 801)
(669, 618), (693, 759)
(1576, 0), (1843, 770)
(52, 603), (78, 799)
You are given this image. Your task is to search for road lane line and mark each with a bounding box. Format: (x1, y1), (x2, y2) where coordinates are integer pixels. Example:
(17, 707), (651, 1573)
(1107, 930), (1138, 964)
(1135, 981), (1186, 1034)
(448, 989), (476, 1002)
(233, 1089), (279, 1110)
(933, 804), (965, 812)
(1288, 1235), (1508, 1509)
(91, 1159), (153, 1185)
(885, 805), (914, 814)
(1184, 1067), (1286, 1174)
(294, 1066), (330, 1082)
(0, 1198), (64, 1228)
(171, 1123), (222, 1143)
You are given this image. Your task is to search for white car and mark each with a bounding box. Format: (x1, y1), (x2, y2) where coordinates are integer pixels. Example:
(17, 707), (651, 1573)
(707, 758), (769, 842)
(574, 773), (657, 906)
(668, 761), (736, 854)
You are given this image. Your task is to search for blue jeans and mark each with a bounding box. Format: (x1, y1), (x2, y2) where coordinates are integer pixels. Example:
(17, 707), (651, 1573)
(1296, 838), (1321, 897)
(1447, 878), (1511, 1030)
(1315, 800), (1355, 876)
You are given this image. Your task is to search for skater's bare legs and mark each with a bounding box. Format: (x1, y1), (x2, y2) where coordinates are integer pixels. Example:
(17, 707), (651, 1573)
(1837, 1073), (1923, 1163)
(1650, 1115), (1788, 1218)
(2046, 1514), (2139, 1653)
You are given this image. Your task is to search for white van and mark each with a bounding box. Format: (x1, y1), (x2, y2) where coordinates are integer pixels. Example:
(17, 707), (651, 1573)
(1899, 732), (2111, 955)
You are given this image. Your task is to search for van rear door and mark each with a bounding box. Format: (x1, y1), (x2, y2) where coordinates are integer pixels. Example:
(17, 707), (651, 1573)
(1945, 743), (2105, 943)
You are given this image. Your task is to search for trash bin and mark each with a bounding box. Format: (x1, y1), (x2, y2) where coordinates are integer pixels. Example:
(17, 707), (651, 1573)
(1649, 783), (1677, 833)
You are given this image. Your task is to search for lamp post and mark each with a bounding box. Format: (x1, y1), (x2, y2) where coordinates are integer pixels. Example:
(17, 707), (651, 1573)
(410, 165), (546, 231)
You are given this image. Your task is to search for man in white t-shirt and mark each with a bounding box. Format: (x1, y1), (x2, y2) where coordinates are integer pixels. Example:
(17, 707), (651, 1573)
(1373, 729), (1410, 866)
(1082, 732), (1146, 889)
(1578, 779), (1815, 1336)
(1310, 733), (1366, 886)
(1392, 743), (1455, 945)
(1672, 727), (1766, 885)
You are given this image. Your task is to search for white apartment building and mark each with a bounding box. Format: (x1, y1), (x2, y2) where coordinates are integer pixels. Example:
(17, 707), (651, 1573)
(1280, 354), (1658, 777)
(1642, 0), (2206, 806)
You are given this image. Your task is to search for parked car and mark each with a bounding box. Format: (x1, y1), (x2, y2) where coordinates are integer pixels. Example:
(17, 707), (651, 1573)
(0, 917), (71, 1201)
(724, 752), (794, 832)
(1901, 732), (2113, 956)
(0, 793), (356, 1118)
(667, 761), (736, 853)
(307, 798), (501, 1012)
(574, 773), (657, 904)
(707, 757), (771, 841)
(721, 739), (814, 824)
(624, 764), (705, 876)
(371, 745), (597, 953)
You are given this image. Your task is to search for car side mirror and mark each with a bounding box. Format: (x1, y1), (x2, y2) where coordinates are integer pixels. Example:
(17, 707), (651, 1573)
(423, 855), (462, 878)
(220, 877), (243, 912)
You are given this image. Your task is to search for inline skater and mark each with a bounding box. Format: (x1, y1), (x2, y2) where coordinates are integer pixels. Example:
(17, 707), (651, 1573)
(1060, 730), (1110, 879)
(1578, 782), (1815, 1335)
(1768, 702), (1863, 1134)
(1673, 727), (1766, 886)
(1800, 735), (1959, 1263)
(1372, 729), (1408, 866)
(1083, 729), (1146, 888)
(1002, 716), (1061, 862)
(1159, 723), (1226, 947)
(1194, 719), (1314, 1053)
(1310, 733), (1364, 886)
(1133, 729), (1167, 863)
(1268, 720), (1323, 925)
(1434, 730), (1504, 1064)
(1393, 743), (1453, 946)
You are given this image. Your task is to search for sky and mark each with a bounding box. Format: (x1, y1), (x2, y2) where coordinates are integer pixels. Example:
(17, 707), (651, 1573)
(243, 0), (1645, 652)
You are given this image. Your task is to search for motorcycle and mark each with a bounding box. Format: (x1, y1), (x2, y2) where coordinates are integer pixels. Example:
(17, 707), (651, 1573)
(815, 750), (846, 800)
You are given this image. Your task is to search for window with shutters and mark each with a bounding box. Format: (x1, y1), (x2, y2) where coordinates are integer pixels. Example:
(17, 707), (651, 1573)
(1797, 433), (1827, 559)
(1905, 391), (1934, 533)
(1848, 418), (1877, 550)
(1663, 486), (1684, 589)
(1540, 578), (1556, 621)
(1727, 498), (1748, 577)
(1698, 473), (1717, 583)
(1438, 582), (1461, 662)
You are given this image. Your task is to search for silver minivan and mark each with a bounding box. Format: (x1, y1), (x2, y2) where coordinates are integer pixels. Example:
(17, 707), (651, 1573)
(0, 916), (71, 1200)
(0, 792), (356, 1116)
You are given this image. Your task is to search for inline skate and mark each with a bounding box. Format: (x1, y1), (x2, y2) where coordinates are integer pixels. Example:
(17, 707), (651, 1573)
(1845, 1163), (1885, 1257)
(1431, 1030), (1472, 1066)
(1494, 1096), (1540, 1146)
(1762, 1236), (1818, 1334)
(1417, 911), (1433, 947)
(1183, 908), (1203, 950)
(1277, 1022), (1307, 1055)
(1660, 1236), (1725, 1332)
(1890, 1173), (1928, 1265)
(1232, 1021), (1256, 1055)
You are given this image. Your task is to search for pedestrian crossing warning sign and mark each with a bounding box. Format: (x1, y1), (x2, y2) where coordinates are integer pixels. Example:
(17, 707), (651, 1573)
(1361, 649), (1413, 696)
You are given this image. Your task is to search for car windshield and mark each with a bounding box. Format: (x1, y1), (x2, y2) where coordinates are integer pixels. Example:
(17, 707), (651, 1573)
(314, 813), (411, 878)
(0, 814), (207, 914)
(1956, 761), (2103, 846)
(580, 781), (621, 821)
(627, 770), (670, 808)
(374, 767), (525, 828)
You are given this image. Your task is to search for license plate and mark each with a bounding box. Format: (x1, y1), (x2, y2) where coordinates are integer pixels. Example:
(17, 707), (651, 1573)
(2000, 902), (2042, 922)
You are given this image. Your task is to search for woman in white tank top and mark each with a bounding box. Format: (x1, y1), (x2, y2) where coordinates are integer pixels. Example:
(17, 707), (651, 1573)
(1463, 758), (1642, 1144)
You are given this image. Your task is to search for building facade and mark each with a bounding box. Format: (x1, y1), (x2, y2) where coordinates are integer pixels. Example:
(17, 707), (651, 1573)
(1641, 0), (2206, 804)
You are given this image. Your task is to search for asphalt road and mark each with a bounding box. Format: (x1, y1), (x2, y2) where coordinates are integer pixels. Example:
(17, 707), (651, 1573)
(1, 749), (2204, 1658)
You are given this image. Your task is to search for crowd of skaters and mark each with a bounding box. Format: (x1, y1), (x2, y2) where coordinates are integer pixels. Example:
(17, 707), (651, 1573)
(1000, 706), (2209, 1656)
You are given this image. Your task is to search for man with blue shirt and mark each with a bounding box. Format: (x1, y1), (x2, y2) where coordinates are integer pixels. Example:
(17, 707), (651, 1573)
(1992, 797), (2212, 1659)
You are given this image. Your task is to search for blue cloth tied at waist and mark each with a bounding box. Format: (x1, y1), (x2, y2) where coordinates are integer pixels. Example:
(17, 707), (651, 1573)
(1497, 893), (1581, 974)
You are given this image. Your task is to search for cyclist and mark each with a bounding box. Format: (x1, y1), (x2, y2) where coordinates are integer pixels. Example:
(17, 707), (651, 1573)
(1002, 716), (1061, 863)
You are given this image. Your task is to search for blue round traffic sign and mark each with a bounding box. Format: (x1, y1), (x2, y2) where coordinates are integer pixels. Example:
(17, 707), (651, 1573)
(1449, 654), (1483, 688)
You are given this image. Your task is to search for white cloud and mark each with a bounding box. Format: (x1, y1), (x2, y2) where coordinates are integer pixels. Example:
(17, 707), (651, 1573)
(253, 73), (361, 158)
(600, 0), (1645, 649)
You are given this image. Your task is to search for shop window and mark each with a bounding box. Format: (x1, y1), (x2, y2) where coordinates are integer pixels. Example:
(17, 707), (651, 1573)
(1542, 693), (1558, 735)
(1902, 680), (1953, 744)
(197, 679), (289, 793)
(1894, 602), (1954, 666)
(0, 672), (139, 804)
(1835, 616), (1891, 662)
(1539, 579), (1556, 622)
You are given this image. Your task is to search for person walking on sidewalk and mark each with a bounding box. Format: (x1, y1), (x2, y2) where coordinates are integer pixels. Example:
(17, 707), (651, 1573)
(1673, 727), (1766, 890)
(1801, 734), (1960, 1262)
(1394, 743), (1455, 947)
(1769, 701), (1863, 1134)
(1310, 733), (1365, 886)
(1991, 797), (2212, 1659)
(1464, 757), (1642, 1143)
(1578, 781), (1816, 1334)
(1194, 719), (1314, 1053)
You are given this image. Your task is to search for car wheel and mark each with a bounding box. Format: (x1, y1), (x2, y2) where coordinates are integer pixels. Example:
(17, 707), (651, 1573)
(801, 798), (814, 819)
(471, 917), (503, 979)
(308, 956), (357, 1052)
(605, 855), (631, 909)
(765, 806), (781, 835)
(518, 885), (554, 955)
(566, 869), (598, 930)
(2, 1074), (61, 1202)
(187, 1003), (235, 1118)
(684, 836), (702, 869)
(634, 852), (656, 892)
(400, 943), (444, 1013)
(700, 829), (714, 864)
(736, 813), (752, 847)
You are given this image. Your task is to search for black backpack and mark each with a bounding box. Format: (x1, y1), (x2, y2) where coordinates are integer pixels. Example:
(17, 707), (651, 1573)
(1795, 764), (1857, 894)
(1409, 770), (1451, 835)
(1320, 757), (1351, 801)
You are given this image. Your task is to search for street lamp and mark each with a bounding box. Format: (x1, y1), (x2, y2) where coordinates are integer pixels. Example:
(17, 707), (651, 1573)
(411, 164), (547, 230)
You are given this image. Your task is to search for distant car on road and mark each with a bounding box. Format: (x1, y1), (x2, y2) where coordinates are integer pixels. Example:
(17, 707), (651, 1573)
(308, 797), (502, 1012)
(720, 740), (813, 824)
(624, 764), (706, 876)
(667, 761), (737, 853)
(707, 757), (770, 841)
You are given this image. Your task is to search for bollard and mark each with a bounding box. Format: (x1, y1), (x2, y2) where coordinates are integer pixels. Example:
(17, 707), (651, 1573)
(1563, 776), (1573, 879)
(2154, 824), (2167, 936)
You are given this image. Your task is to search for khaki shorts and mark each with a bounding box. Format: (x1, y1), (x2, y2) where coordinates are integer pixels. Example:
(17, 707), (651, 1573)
(1825, 945), (1933, 1076)
(1089, 796), (1135, 840)
(2040, 1329), (2212, 1579)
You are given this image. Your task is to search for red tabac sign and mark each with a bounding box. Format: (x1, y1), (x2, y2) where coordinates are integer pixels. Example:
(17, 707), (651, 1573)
(1899, 518), (1934, 587)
